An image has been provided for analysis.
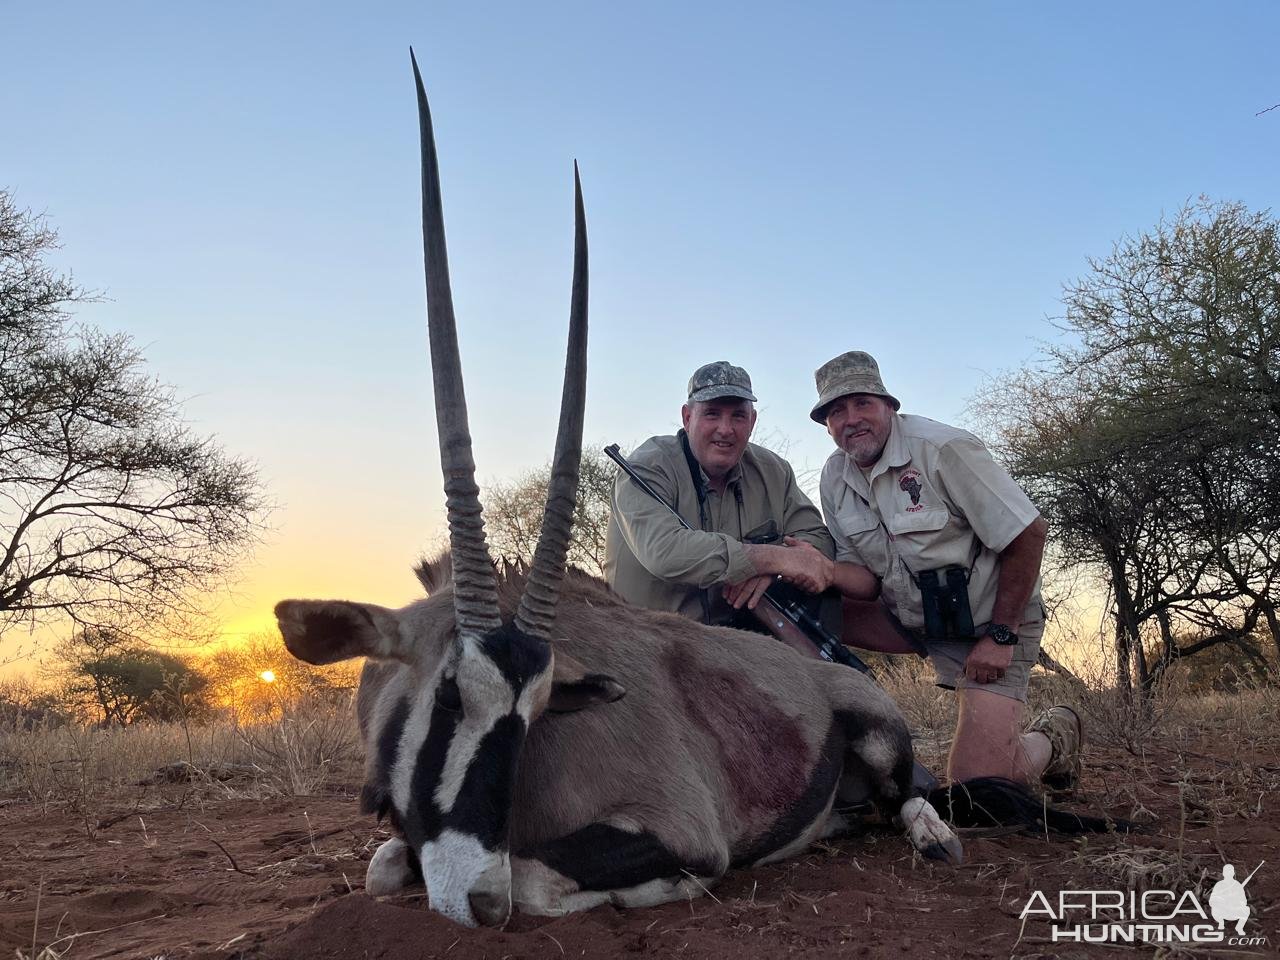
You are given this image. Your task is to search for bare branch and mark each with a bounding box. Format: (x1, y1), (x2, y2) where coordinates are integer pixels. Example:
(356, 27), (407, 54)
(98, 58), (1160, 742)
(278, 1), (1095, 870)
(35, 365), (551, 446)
(0, 189), (267, 648)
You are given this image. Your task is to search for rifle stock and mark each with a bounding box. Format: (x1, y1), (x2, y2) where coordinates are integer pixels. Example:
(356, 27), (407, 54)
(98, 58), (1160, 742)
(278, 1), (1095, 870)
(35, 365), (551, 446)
(751, 600), (823, 660)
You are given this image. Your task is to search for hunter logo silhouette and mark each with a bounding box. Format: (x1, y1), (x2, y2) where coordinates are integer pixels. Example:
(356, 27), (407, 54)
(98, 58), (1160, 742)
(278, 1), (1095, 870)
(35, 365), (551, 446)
(1210, 862), (1262, 936)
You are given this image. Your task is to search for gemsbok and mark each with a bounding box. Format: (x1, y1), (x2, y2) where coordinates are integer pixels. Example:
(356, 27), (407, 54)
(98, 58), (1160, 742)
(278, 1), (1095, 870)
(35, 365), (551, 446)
(276, 53), (1114, 929)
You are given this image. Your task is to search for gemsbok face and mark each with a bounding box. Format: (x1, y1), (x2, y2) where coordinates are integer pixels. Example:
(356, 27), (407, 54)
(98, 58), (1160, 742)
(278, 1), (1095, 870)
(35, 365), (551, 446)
(274, 49), (615, 927)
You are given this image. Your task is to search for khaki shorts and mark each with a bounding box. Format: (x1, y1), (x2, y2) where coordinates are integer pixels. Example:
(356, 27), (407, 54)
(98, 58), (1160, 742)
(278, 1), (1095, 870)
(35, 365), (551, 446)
(925, 619), (1043, 703)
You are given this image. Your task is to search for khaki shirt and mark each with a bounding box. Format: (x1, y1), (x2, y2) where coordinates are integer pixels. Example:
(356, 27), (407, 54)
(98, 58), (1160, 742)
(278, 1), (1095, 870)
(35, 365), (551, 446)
(819, 414), (1042, 634)
(606, 433), (835, 623)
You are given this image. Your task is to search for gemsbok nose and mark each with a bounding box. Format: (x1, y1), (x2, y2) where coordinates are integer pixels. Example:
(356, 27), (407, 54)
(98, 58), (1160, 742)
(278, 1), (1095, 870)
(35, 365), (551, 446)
(468, 889), (511, 927)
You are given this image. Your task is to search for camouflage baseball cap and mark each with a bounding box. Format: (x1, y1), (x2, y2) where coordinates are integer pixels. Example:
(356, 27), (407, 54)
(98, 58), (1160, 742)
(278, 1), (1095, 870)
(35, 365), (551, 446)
(810, 351), (900, 422)
(687, 361), (757, 403)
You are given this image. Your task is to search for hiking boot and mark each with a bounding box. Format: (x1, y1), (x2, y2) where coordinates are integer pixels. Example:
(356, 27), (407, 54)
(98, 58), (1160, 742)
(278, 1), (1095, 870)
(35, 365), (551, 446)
(1027, 705), (1083, 795)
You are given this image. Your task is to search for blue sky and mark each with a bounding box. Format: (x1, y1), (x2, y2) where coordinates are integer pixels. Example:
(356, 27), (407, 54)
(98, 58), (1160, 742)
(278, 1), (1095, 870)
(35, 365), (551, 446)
(3, 1), (1278, 649)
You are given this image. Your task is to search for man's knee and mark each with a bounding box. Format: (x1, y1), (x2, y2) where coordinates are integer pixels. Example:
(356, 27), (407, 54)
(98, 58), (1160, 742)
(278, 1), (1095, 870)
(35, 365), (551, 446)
(957, 686), (1024, 730)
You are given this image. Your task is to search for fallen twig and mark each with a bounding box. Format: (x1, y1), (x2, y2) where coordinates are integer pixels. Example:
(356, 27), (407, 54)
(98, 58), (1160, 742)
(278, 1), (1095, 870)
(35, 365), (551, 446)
(196, 820), (254, 876)
(539, 930), (565, 956)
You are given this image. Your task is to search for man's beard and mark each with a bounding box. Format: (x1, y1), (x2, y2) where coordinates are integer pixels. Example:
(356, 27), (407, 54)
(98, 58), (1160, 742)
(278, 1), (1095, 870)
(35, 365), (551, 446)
(844, 432), (886, 468)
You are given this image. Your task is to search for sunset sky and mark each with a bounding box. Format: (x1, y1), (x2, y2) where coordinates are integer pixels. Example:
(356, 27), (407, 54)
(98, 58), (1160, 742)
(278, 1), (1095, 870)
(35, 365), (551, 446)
(3, 2), (1279, 669)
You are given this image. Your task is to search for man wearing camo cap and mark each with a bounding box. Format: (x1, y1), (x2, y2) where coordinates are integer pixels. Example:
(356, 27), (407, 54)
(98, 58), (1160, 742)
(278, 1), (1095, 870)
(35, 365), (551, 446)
(810, 350), (1083, 792)
(605, 361), (835, 626)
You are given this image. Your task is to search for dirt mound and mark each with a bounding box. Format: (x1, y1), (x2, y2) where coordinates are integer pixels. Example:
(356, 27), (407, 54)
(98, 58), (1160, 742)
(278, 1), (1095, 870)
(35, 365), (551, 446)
(66, 888), (173, 924)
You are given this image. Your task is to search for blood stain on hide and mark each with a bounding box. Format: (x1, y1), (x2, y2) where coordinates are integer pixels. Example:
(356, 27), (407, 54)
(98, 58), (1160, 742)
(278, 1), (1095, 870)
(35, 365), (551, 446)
(665, 648), (811, 820)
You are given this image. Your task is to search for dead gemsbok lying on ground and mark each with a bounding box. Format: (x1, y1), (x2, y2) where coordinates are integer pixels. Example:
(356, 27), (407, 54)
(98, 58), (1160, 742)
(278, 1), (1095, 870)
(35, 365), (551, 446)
(276, 54), (1120, 929)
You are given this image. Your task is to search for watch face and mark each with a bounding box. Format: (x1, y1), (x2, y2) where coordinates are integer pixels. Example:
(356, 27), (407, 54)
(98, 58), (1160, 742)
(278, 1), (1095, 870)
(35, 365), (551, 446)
(989, 624), (1018, 645)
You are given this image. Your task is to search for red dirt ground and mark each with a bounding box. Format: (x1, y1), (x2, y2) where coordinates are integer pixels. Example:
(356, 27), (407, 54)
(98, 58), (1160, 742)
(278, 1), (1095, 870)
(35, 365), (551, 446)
(2, 738), (1276, 960)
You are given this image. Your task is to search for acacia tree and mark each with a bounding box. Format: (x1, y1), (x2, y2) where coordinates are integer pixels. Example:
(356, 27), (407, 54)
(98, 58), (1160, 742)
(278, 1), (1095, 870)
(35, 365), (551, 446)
(0, 191), (265, 651)
(979, 199), (1280, 695)
(483, 445), (617, 577)
(53, 626), (212, 725)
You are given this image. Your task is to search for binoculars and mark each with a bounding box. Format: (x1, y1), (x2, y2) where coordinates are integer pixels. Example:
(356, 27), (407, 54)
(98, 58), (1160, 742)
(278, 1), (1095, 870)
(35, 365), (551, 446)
(917, 566), (975, 640)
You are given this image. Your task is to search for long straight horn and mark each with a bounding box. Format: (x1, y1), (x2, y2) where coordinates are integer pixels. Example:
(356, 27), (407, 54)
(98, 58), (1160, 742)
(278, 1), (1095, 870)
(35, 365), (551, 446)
(411, 49), (500, 635)
(513, 165), (588, 640)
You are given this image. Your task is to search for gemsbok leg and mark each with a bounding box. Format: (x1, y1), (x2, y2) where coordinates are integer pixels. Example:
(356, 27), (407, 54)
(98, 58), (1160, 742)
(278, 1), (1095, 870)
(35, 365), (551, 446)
(511, 822), (728, 916)
(826, 667), (964, 864)
(365, 836), (421, 895)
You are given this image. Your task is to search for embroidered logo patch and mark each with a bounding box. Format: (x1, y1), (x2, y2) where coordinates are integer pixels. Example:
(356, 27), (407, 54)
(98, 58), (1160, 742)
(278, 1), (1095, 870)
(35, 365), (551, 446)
(899, 470), (924, 511)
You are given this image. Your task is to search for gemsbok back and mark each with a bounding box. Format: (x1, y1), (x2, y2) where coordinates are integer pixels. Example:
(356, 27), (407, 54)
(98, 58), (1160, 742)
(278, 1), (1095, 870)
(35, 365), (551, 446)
(275, 52), (965, 928)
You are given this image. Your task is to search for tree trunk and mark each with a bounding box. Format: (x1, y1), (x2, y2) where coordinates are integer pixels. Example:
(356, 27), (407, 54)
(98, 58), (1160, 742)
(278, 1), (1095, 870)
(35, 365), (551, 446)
(1037, 648), (1087, 689)
(1134, 634), (1151, 696)
(1261, 599), (1280, 665)
(1108, 557), (1141, 697)
(1113, 614), (1133, 694)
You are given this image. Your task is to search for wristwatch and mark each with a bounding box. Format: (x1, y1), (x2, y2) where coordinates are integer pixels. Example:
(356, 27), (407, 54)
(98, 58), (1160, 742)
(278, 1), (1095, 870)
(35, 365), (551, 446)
(986, 623), (1019, 646)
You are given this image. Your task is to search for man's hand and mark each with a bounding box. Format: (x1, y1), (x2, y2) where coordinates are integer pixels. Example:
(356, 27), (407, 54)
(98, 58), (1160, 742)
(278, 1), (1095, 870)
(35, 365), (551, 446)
(962, 635), (1016, 684)
(779, 536), (834, 594)
(724, 574), (774, 610)
(737, 537), (833, 603)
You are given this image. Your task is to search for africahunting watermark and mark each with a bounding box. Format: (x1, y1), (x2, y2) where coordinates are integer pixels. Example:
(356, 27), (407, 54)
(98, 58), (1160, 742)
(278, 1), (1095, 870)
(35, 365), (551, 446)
(1018, 861), (1267, 946)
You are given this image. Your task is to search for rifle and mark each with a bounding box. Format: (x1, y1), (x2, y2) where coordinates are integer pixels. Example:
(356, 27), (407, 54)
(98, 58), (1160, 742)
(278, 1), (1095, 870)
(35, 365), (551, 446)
(604, 442), (939, 794)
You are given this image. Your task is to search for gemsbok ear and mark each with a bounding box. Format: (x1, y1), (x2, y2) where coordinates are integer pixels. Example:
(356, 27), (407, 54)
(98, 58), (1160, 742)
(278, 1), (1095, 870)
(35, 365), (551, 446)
(547, 650), (626, 713)
(275, 600), (404, 665)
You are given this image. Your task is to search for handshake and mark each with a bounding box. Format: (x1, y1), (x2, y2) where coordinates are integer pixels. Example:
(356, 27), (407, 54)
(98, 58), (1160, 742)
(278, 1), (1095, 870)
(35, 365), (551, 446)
(726, 536), (835, 610)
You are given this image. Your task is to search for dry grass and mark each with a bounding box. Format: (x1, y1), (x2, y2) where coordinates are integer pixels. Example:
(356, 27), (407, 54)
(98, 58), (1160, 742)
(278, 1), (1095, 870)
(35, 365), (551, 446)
(875, 642), (1280, 847)
(871, 657), (956, 769)
(1162, 683), (1280, 743)
(875, 632), (1280, 757)
(234, 698), (361, 797)
(0, 695), (361, 831)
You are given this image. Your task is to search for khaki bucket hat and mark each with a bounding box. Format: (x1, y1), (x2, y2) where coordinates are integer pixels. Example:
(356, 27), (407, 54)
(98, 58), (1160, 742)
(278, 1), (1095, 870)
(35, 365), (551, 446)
(809, 351), (900, 423)
(687, 361), (757, 403)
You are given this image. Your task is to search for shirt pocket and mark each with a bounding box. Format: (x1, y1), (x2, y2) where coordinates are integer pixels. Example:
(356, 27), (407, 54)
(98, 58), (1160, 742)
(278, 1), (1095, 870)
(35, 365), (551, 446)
(887, 508), (950, 536)
(886, 508), (953, 570)
(833, 504), (890, 572)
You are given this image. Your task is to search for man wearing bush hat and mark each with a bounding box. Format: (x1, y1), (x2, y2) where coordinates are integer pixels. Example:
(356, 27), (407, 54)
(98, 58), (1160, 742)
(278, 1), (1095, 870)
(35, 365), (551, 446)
(605, 361), (835, 627)
(811, 350), (1083, 792)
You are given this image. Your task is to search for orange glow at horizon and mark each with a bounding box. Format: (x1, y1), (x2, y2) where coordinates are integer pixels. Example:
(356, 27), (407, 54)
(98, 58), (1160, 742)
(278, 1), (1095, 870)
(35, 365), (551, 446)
(207, 538), (433, 655)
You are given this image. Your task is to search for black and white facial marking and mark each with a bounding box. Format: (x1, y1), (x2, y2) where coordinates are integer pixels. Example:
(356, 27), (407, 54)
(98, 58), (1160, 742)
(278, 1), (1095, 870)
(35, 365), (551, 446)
(382, 623), (553, 927)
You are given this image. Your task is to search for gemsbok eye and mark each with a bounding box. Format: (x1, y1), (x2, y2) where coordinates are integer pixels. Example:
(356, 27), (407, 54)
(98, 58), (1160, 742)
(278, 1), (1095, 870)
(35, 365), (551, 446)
(436, 675), (462, 712)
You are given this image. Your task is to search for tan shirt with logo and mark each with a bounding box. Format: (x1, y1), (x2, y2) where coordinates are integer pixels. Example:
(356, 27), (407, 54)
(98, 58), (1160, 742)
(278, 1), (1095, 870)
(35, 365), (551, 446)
(819, 414), (1042, 634)
(605, 434), (835, 623)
